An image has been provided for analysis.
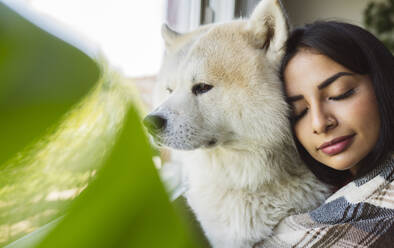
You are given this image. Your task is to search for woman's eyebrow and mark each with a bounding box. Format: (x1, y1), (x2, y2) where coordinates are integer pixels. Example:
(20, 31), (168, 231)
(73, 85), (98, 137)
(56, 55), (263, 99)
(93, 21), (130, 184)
(317, 71), (354, 90)
(286, 72), (354, 103)
(286, 95), (303, 102)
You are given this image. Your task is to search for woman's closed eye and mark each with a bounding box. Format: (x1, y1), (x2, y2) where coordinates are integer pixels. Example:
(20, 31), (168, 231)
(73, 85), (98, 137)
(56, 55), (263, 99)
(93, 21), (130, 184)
(291, 89), (356, 122)
(292, 108), (308, 122)
(328, 88), (355, 100)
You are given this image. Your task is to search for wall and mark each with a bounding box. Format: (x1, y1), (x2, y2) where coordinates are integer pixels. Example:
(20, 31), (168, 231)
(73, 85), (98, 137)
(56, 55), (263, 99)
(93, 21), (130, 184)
(282, 0), (377, 27)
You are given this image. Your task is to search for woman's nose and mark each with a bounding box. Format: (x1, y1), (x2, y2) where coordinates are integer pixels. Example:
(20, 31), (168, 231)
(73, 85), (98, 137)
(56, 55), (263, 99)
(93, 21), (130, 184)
(311, 104), (337, 134)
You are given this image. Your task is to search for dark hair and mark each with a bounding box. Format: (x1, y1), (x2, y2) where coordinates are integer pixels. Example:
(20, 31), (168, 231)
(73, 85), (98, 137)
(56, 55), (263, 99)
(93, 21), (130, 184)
(280, 21), (394, 187)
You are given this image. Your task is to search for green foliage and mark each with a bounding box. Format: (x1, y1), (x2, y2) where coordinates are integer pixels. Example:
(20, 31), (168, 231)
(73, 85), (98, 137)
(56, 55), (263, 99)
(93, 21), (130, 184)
(0, 2), (201, 248)
(0, 2), (100, 166)
(364, 0), (394, 52)
(1, 72), (130, 246)
(36, 106), (198, 248)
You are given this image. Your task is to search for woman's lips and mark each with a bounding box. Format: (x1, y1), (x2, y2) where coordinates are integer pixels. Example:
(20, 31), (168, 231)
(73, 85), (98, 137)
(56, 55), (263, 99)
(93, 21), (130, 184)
(318, 134), (356, 156)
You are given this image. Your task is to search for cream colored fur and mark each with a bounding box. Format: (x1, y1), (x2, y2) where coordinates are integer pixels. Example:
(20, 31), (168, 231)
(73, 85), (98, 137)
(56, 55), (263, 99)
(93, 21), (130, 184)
(147, 0), (331, 247)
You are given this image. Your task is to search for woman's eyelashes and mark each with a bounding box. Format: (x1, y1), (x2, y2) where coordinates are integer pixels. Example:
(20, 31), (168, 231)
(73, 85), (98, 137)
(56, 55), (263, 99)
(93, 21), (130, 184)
(292, 108), (308, 122)
(328, 88), (355, 100)
(291, 88), (356, 122)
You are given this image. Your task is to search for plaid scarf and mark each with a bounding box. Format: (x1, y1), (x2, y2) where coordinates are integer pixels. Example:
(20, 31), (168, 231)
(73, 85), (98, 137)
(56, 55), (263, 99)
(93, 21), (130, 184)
(258, 154), (394, 248)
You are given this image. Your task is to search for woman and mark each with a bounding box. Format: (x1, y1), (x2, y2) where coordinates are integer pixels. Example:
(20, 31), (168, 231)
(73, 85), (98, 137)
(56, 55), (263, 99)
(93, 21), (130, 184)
(259, 21), (394, 247)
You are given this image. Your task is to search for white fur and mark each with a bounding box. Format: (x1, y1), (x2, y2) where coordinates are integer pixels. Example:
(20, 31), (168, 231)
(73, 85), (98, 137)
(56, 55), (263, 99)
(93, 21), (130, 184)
(147, 0), (331, 247)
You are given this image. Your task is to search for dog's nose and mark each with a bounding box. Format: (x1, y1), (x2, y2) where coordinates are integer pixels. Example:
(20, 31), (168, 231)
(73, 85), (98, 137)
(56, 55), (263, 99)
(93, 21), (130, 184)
(143, 114), (167, 133)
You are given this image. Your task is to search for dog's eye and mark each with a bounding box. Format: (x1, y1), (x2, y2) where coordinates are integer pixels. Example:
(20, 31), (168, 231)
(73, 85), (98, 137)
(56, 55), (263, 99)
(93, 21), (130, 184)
(192, 83), (213, 96)
(166, 87), (173, 94)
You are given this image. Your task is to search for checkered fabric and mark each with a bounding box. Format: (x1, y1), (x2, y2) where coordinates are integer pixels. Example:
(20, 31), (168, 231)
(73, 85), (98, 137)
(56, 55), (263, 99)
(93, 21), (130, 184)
(258, 154), (394, 248)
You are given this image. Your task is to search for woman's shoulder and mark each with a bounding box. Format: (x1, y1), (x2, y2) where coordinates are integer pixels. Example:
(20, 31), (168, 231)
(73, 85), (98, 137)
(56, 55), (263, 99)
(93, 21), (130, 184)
(258, 153), (394, 248)
(323, 152), (394, 206)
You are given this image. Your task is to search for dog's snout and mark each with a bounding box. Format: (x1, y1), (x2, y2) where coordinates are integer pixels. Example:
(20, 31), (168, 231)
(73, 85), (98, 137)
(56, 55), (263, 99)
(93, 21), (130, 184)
(143, 114), (167, 133)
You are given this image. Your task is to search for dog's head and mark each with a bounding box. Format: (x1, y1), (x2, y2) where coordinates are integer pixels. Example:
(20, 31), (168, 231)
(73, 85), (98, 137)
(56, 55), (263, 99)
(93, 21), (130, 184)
(144, 0), (290, 151)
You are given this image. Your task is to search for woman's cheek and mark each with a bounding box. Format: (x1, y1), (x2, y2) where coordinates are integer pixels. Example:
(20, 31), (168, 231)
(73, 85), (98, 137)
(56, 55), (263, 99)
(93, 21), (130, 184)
(339, 91), (379, 130)
(294, 121), (313, 152)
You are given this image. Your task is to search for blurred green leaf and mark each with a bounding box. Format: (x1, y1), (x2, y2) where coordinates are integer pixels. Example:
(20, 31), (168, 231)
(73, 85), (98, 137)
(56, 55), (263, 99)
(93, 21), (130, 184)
(4, 218), (61, 248)
(0, 73), (130, 245)
(0, 2), (100, 166)
(0, 2), (201, 247)
(35, 106), (199, 248)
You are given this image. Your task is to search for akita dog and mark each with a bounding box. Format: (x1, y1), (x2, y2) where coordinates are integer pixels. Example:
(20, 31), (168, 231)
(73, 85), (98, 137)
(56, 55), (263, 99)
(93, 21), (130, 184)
(144, 0), (331, 247)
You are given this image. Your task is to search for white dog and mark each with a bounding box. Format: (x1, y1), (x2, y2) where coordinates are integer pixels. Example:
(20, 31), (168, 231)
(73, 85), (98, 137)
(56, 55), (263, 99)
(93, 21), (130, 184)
(144, 0), (331, 247)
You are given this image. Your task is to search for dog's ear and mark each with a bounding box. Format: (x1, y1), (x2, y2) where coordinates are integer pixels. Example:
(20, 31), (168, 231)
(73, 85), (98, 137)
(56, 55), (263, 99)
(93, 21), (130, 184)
(245, 0), (289, 63)
(162, 24), (181, 47)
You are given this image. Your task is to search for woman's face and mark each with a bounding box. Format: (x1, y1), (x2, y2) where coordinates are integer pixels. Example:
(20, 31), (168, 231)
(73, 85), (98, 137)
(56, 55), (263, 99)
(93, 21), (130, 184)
(284, 50), (380, 174)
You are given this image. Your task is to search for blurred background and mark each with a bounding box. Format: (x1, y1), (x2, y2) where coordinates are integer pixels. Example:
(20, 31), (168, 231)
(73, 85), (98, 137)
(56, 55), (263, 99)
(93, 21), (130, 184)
(9, 0), (392, 109)
(4, 0), (391, 107)
(0, 0), (392, 247)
